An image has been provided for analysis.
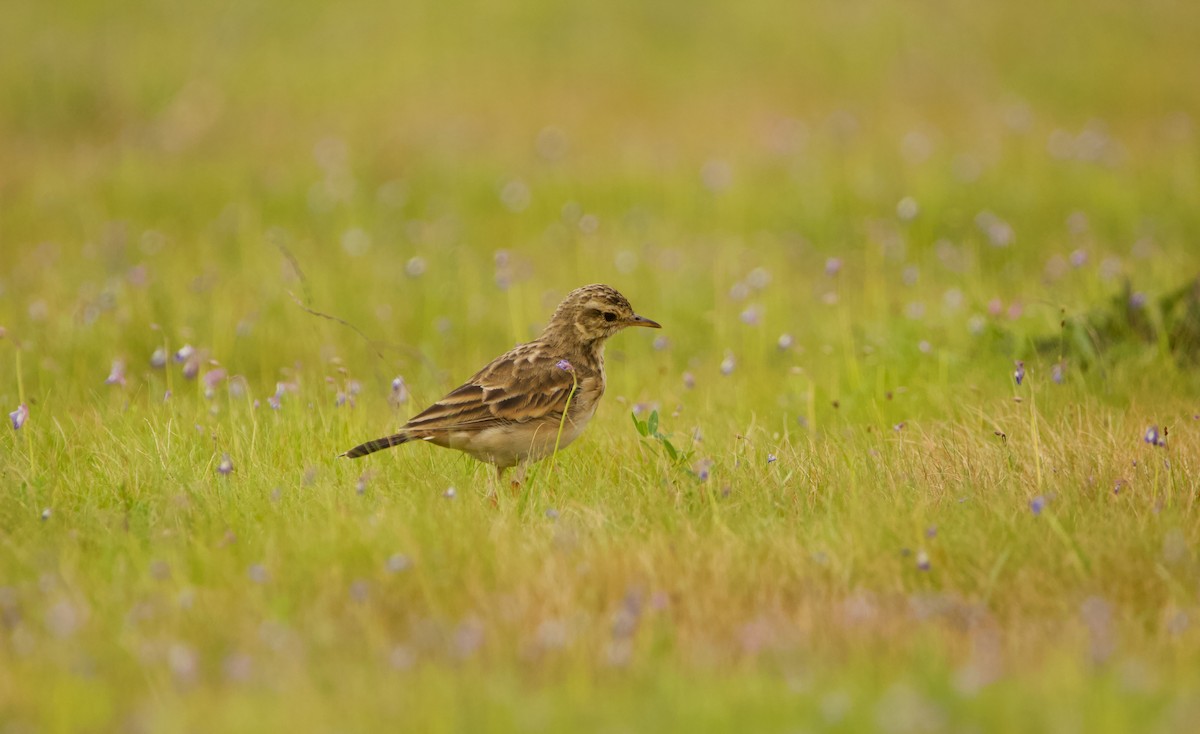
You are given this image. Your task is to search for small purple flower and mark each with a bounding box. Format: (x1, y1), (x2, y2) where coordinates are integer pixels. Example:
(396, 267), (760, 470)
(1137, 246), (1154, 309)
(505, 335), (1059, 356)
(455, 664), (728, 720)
(682, 372), (696, 389)
(389, 376), (409, 406)
(1030, 496), (1047, 515)
(916, 550), (931, 571)
(405, 256), (426, 278)
(720, 352), (736, 376)
(202, 369), (227, 397)
(126, 264), (150, 287)
(174, 345), (194, 363)
(739, 305), (762, 326)
(386, 554), (411, 573)
(267, 395), (282, 410)
(104, 359), (126, 386)
(1144, 426), (1166, 447)
(925, 525), (937, 538)
(1052, 362), (1065, 384)
(182, 357), (200, 380)
(556, 359), (574, 372)
(9, 404), (28, 430)
(1013, 360), (1025, 386)
(976, 211), (1014, 247)
(777, 333), (794, 350)
(767, 454), (777, 464)
(217, 454), (234, 475)
(824, 257), (843, 277)
(1129, 292), (1147, 309)
(150, 347), (167, 369)
(653, 335), (670, 351)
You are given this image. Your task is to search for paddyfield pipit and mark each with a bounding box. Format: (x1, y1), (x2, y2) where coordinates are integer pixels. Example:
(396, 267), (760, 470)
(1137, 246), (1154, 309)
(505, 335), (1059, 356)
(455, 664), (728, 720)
(342, 284), (661, 478)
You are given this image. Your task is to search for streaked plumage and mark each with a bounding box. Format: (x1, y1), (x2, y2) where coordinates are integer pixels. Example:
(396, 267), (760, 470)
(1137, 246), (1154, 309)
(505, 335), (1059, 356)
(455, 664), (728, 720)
(342, 284), (660, 477)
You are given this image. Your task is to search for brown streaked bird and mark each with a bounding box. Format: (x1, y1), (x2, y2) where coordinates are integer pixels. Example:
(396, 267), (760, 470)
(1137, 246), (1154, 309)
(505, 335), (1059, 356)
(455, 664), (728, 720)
(342, 284), (661, 479)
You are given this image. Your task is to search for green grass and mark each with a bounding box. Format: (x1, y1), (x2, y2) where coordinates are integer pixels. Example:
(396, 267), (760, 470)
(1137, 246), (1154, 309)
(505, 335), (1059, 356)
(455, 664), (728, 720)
(3, 0), (1200, 731)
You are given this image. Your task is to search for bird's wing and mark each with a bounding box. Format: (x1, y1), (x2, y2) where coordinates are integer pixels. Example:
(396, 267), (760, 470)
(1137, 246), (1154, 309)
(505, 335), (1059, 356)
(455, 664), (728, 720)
(401, 345), (578, 435)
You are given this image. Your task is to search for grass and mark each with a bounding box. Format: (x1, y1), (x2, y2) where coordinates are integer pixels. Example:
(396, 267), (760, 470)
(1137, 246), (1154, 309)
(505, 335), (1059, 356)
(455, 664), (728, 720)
(2, 0), (1200, 731)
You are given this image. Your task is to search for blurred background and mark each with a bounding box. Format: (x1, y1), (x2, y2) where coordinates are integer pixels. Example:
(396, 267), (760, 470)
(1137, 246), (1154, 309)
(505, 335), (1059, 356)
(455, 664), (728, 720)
(1, 0), (1198, 402)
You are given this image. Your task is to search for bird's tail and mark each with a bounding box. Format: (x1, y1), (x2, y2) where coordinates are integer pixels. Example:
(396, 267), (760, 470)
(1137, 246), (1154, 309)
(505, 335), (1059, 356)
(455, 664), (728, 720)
(341, 432), (411, 458)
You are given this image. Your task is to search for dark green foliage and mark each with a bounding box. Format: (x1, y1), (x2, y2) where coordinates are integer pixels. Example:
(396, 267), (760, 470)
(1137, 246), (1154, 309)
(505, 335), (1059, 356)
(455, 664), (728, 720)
(631, 410), (692, 468)
(1038, 276), (1200, 365)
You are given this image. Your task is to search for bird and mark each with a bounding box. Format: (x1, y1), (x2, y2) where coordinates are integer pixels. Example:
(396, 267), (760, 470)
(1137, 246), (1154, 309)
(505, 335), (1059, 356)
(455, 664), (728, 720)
(342, 284), (661, 480)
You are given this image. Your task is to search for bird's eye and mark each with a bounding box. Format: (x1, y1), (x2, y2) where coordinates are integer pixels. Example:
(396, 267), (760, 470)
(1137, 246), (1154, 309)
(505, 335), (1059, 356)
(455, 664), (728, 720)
(603, 311), (617, 323)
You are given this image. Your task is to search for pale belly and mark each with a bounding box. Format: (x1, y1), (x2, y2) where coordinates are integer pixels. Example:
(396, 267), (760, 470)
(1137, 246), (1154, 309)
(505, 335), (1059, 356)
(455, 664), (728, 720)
(436, 404), (598, 470)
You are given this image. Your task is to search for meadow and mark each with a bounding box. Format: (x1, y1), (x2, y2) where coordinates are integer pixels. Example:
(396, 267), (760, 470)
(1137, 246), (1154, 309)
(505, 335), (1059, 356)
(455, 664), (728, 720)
(2, 0), (1200, 731)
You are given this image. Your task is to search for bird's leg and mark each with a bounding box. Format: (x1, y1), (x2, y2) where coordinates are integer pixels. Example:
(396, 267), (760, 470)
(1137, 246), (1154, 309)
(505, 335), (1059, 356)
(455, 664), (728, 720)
(508, 463), (528, 496)
(478, 464), (502, 508)
(484, 464), (518, 500)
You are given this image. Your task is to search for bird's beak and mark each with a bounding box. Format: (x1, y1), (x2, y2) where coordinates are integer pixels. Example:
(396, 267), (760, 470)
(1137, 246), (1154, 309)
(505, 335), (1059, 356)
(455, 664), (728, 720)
(628, 313), (662, 329)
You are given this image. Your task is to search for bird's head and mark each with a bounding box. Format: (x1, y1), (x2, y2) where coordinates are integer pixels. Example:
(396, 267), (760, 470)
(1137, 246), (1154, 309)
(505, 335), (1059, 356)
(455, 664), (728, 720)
(544, 284), (661, 345)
